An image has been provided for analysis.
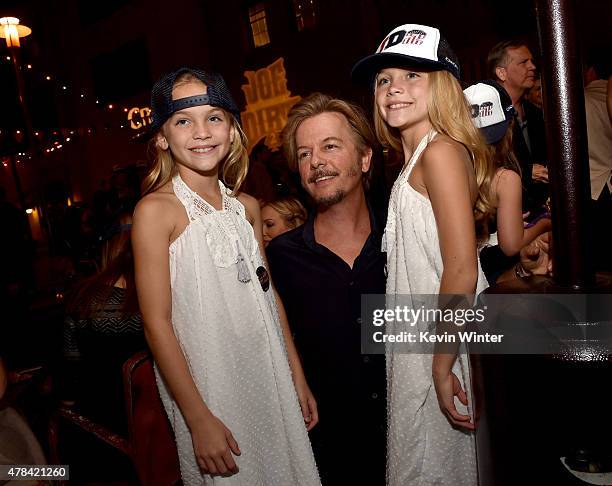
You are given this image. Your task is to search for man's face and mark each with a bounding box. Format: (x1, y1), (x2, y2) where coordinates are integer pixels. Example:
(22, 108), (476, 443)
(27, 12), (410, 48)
(498, 46), (537, 94)
(295, 112), (371, 207)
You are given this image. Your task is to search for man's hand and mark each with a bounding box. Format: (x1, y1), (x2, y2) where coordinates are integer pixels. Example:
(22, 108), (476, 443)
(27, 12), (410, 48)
(532, 163), (549, 182)
(521, 232), (552, 276)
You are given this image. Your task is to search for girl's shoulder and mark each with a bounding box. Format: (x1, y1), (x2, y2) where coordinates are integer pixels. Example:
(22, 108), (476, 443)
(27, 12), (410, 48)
(421, 134), (470, 168)
(133, 182), (184, 228)
(493, 167), (522, 201)
(495, 167), (521, 185)
(136, 181), (179, 207)
(236, 191), (260, 226)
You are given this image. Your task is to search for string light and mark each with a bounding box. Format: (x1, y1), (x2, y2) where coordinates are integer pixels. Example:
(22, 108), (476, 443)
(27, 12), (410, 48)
(6, 60), (140, 164)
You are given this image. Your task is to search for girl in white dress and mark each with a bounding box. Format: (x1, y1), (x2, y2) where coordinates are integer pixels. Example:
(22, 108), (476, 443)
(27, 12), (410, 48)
(132, 67), (320, 486)
(352, 25), (494, 485)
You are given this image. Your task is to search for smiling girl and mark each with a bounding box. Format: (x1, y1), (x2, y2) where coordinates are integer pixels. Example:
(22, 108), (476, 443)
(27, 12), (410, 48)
(132, 68), (320, 485)
(353, 24), (493, 485)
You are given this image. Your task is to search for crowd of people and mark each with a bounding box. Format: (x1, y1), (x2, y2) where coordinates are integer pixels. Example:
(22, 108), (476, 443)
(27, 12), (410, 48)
(1, 19), (610, 486)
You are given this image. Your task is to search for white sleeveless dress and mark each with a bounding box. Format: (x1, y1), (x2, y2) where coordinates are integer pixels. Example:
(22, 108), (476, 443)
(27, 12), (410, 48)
(155, 174), (320, 486)
(383, 131), (487, 486)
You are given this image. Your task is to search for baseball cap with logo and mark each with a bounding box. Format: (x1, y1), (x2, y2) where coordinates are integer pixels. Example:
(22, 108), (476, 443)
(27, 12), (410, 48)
(351, 23), (461, 86)
(146, 67), (241, 136)
(464, 80), (515, 144)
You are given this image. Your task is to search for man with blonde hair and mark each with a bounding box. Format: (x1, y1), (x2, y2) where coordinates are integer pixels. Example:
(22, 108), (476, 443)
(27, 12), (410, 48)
(267, 93), (386, 485)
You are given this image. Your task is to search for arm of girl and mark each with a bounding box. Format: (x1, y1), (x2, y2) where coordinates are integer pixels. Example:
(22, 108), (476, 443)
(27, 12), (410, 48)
(239, 193), (319, 431)
(421, 139), (478, 431)
(132, 195), (240, 476)
(495, 168), (551, 256)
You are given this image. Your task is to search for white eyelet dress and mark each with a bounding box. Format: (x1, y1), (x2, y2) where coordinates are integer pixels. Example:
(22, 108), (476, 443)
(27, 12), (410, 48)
(155, 174), (320, 486)
(383, 130), (488, 486)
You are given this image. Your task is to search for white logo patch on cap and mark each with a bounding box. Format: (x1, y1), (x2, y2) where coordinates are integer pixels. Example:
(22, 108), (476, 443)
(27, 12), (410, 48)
(463, 83), (506, 128)
(376, 24), (441, 62)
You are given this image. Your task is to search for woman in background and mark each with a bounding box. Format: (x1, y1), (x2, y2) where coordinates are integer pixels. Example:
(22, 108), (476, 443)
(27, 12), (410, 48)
(63, 212), (146, 435)
(261, 197), (308, 246)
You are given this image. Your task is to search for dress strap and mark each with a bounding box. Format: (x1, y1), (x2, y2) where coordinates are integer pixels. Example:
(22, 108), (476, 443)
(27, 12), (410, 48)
(398, 128), (438, 183)
(172, 174), (236, 220)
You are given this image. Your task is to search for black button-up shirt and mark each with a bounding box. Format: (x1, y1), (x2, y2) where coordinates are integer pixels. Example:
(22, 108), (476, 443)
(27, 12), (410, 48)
(267, 204), (386, 485)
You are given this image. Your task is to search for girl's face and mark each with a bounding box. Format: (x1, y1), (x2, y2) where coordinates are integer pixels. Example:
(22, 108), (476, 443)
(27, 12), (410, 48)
(261, 205), (290, 246)
(375, 68), (430, 132)
(157, 80), (234, 176)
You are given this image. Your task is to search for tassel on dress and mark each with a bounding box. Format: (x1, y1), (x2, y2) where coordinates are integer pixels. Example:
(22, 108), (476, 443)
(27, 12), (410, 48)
(236, 240), (251, 283)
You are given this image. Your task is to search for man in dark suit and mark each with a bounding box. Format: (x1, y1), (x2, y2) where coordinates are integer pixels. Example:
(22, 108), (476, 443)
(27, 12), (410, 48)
(488, 41), (549, 212)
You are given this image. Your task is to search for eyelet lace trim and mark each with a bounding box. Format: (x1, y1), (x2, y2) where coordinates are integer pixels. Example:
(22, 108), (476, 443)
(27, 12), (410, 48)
(172, 175), (257, 268)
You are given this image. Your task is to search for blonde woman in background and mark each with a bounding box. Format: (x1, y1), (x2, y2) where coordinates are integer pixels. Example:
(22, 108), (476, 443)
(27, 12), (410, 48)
(261, 197), (308, 246)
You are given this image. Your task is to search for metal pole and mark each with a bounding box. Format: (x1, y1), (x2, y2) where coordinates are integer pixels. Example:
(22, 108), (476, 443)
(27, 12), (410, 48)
(8, 45), (34, 211)
(535, 0), (594, 290)
(9, 45), (35, 142)
(8, 155), (26, 210)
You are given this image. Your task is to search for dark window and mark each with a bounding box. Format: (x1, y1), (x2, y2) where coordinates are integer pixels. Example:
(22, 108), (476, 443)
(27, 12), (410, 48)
(249, 3), (271, 47)
(90, 39), (151, 102)
(293, 0), (318, 31)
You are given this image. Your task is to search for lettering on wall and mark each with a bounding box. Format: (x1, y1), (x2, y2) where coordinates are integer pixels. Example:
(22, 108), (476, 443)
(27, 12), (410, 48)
(241, 58), (301, 152)
(128, 107), (152, 130)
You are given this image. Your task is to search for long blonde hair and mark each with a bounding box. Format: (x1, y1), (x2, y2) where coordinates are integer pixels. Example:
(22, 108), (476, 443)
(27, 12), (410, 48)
(374, 70), (495, 241)
(141, 74), (249, 196)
